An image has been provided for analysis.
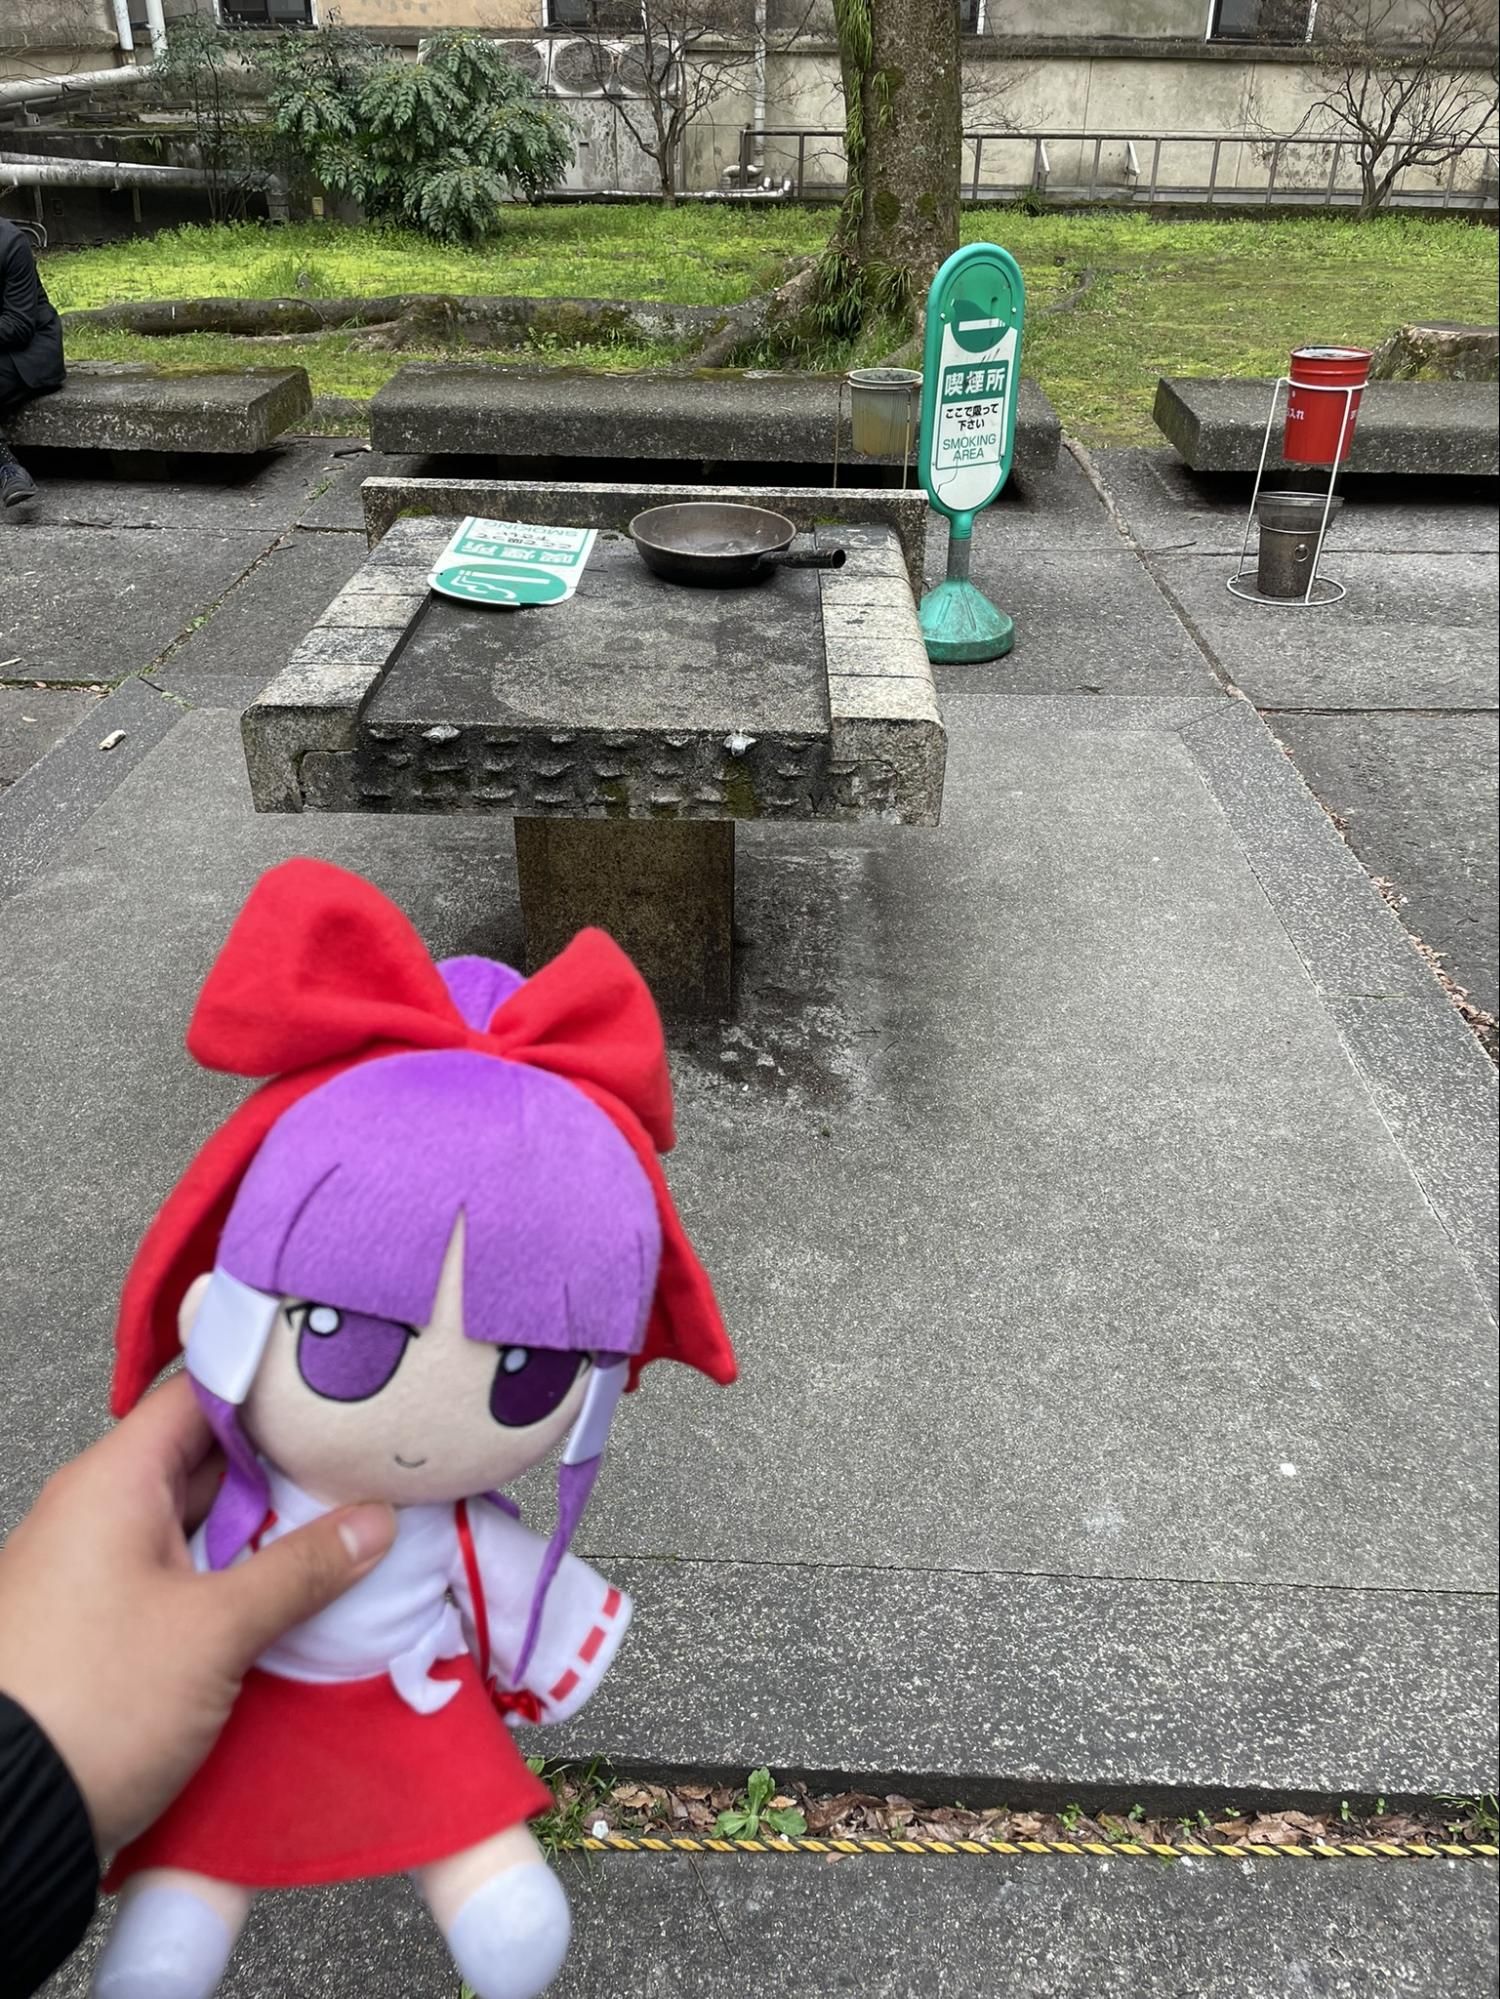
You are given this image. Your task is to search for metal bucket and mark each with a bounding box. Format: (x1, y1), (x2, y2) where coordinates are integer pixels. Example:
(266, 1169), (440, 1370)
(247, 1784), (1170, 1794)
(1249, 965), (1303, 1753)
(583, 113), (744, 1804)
(1284, 345), (1371, 466)
(1254, 489), (1343, 599)
(847, 367), (922, 457)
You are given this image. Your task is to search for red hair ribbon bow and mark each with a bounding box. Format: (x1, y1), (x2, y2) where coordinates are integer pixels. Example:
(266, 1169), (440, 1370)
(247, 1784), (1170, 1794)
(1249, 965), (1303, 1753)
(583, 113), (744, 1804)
(112, 858), (735, 1415)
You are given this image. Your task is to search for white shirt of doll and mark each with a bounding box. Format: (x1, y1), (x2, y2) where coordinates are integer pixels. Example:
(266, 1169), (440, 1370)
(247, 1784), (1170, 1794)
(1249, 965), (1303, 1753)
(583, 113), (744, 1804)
(191, 1467), (631, 1724)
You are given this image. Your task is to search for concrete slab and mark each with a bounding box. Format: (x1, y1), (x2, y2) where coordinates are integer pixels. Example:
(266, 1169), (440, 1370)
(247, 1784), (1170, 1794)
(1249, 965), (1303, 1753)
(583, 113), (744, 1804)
(370, 363), (1063, 475)
(0, 678), (184, 902)
(293, 448), (429, 531)
(926, 544), (1221, 697)
(8, 364), (313, 456)
(925, 450), (1124, 562)
(1271, 712), (1499, 1030)
(1154, 376), (1499, 477)
(544, 1556), (1497, 1798)
(147, 529), (370, 707)
(1152, 552), (1499, 710)
(0, 526), (275, 685)
(0, 686), (99, 791)
(1093, 446), (1500, 557)
(42, 1841), (1500, 1998)
(3, 441), (340, 534)
(3, 701), (1492, 1596)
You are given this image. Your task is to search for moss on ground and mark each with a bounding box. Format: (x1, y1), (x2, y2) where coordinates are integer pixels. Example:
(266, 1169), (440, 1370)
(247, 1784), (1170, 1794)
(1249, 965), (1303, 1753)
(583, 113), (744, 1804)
(45, 209), (1496, 446)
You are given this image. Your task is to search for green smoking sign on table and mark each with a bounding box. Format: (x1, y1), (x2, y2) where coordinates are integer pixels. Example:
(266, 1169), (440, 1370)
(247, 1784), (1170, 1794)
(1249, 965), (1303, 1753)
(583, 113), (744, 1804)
(917, 242), (1026, 663)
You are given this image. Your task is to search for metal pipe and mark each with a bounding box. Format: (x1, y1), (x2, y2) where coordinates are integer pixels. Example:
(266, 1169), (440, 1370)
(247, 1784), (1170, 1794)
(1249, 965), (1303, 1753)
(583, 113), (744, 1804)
(143, 0), (169, 60)
(0, 65), (156, 107)
(0, 153), (279, 196)
(111, 0), (135, 56)
(752, 0), (767, 162)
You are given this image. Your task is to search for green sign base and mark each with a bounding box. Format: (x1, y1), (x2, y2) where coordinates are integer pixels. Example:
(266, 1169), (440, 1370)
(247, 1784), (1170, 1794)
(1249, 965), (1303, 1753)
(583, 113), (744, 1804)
(920, 578), (1015, 663)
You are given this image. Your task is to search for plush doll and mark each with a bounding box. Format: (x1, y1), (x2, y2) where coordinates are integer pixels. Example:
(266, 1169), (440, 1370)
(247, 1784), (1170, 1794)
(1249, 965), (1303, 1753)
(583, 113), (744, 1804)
(92, 858), (735, 1999)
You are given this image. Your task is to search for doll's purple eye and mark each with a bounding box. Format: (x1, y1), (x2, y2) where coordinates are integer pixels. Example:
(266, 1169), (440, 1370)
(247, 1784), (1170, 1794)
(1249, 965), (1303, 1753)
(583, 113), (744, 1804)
(293, 1303), (414, 1403)
(489, 1347), (586, 1429)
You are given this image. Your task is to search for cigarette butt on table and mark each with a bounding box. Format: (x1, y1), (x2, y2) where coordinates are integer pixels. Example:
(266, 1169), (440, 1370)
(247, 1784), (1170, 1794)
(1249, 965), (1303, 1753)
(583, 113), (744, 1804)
(99, 729), (127, 752)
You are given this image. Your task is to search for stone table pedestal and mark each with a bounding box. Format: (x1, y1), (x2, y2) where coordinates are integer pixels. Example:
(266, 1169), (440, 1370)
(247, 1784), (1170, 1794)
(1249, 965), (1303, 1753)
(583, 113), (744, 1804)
(515, 818), (735, 1010)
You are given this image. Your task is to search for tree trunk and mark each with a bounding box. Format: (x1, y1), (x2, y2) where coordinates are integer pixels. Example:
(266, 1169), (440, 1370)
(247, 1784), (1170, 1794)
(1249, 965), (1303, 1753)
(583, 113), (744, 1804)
(837, 0), (962, 323)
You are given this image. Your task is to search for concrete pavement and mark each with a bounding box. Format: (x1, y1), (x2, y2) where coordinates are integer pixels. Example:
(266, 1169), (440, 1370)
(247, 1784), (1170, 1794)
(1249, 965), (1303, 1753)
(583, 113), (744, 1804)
(3, 438), (1496, 1998)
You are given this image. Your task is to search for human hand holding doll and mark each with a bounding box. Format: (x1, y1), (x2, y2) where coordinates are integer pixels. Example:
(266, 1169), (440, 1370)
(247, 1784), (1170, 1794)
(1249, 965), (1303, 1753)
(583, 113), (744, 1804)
(70, 858), (734, 1999)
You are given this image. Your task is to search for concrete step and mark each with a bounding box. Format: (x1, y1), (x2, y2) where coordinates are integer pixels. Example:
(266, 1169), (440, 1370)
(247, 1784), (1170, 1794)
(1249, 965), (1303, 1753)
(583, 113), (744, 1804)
(9, 363), (312, 456)
(1153, 375), (1498, 477)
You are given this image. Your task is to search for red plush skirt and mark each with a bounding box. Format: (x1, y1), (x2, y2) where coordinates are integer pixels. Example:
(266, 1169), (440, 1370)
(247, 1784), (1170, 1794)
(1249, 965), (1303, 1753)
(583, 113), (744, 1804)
(105, 1660), (552, 1892)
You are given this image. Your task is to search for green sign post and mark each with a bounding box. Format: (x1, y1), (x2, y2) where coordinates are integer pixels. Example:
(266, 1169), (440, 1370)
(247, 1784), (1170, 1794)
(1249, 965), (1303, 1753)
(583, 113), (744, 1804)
(916, 242), (1026, 663)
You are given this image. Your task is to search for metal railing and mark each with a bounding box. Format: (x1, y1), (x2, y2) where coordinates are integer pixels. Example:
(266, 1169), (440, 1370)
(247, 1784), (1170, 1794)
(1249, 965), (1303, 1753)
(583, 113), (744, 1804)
(734, 126), (1500, 211)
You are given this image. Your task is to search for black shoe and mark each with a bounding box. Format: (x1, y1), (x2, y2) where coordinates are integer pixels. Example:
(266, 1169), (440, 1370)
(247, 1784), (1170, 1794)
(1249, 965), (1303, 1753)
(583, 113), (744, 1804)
(0, 453), (38, 507)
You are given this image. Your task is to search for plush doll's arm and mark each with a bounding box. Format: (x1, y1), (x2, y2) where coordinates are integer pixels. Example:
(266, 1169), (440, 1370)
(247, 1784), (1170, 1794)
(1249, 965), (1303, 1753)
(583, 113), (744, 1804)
(454, 1502), (632, 1726)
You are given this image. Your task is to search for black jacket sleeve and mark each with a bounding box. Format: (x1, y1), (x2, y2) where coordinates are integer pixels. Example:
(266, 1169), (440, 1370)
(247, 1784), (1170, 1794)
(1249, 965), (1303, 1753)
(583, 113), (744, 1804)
(0, 231), (48, 353)
(0, 1693), (99, 1998)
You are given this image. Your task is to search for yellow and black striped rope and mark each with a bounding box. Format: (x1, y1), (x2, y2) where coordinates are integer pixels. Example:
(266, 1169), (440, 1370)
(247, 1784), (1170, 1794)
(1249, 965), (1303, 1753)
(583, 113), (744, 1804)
(567, 1833), (1500, 1862)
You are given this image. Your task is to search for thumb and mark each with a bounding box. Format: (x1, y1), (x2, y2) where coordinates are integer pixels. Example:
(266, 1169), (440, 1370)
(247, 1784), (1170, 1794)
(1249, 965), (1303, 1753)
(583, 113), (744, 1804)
(211, 1504), (396, 1663)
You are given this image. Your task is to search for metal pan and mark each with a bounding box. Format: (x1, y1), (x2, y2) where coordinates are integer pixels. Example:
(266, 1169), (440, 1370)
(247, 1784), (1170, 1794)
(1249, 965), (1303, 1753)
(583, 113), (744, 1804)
(628, 502), (847, 588)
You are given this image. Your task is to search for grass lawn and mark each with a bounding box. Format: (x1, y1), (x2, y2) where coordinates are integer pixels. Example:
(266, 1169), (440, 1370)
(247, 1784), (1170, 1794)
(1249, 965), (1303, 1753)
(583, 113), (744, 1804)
(43, 208), (1497, 445)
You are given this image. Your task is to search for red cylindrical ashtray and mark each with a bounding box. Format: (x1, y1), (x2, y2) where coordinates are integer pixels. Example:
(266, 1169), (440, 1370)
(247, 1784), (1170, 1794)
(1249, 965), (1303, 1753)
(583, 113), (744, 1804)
(1283, 346), (1372, 465)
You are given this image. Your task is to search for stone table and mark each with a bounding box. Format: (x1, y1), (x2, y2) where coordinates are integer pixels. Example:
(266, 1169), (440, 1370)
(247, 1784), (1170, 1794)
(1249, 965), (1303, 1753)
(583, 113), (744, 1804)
(243, 517), (945, 1009)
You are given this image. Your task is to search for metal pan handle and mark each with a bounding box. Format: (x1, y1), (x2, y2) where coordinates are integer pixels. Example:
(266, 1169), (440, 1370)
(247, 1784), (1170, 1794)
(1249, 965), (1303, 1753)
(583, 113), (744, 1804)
(764, 547), (847, 571)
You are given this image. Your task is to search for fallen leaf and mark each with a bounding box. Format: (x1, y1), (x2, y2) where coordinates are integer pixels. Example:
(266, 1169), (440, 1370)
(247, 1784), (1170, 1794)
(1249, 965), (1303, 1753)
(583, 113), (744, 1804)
(1212, 1819), (1251, 1839)
(806, 1792), (883, 1835)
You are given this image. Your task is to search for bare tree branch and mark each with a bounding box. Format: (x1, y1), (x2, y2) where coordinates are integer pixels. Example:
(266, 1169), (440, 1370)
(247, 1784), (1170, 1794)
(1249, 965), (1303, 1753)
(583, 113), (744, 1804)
(548, 0), (815, 203)
(1293, 0), (1498, 214)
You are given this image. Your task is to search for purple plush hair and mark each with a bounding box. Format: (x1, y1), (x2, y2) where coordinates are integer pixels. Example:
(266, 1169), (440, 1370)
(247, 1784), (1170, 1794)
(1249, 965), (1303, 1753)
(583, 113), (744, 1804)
(193, 955), (661, 1680)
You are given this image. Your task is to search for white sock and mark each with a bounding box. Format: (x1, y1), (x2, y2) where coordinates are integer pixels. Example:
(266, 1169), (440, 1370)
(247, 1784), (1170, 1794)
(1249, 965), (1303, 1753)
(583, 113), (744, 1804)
(444, 1861), (572, 1999)
(91, 1885), (235, 1999)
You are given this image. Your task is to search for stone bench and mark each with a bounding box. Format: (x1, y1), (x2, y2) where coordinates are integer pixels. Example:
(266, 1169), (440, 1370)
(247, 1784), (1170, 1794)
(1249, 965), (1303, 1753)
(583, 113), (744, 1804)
(1153, 375), (1499, 478)
(7, 363), (313, 456)
(369, 364), (1062, 478)
(243, 509), (945, 1012)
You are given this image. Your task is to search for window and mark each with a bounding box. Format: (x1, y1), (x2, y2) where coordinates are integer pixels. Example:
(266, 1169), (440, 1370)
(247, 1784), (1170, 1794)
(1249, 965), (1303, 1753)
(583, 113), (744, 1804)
(961, 0), (987, 29)
(544, 0), (644, 28)
(217, 0), (315, 25)
(1208, 0), (1313, 40)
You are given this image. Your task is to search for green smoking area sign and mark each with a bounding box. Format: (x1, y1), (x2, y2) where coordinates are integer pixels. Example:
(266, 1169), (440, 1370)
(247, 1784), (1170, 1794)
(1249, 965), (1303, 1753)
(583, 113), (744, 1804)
(916, 243), (1026, 663)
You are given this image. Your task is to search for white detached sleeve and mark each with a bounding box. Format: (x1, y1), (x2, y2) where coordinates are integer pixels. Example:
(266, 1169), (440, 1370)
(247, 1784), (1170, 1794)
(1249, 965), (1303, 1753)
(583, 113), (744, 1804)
(453, 1501), (632, 1726)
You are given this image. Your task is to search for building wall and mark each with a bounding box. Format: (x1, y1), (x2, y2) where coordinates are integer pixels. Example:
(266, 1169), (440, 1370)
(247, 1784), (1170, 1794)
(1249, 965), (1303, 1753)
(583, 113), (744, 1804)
(0, 0), (119, 79)
(7, 0), (1494, 202)
(334, 0), (536, 26)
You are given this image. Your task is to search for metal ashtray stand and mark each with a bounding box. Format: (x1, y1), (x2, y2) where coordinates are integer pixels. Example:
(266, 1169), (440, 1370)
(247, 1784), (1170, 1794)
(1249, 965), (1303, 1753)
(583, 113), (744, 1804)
(830, 376), (919, 490)
(1227, 376), (1358, 608)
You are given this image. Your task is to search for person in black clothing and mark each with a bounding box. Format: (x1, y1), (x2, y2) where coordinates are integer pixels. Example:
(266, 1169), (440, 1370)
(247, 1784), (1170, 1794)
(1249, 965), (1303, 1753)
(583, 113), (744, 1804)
(0, 1376), (395, 1996)
(0, 216), (66, 509)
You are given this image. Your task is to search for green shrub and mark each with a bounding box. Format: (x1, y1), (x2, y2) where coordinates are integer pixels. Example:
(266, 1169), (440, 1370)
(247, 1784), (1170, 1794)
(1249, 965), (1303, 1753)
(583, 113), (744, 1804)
(256, 26), (573, 244)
